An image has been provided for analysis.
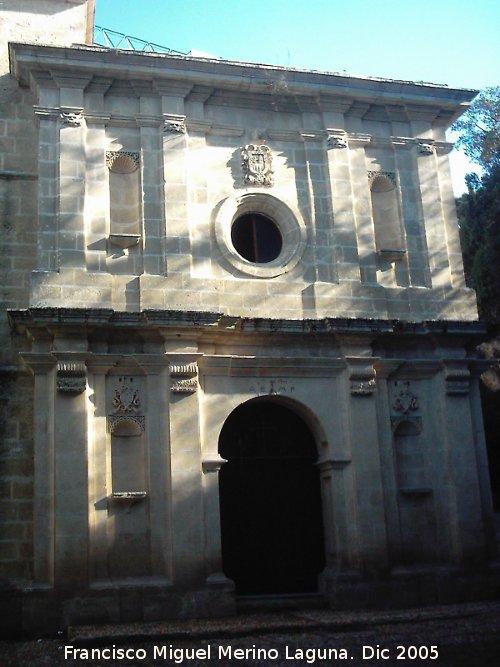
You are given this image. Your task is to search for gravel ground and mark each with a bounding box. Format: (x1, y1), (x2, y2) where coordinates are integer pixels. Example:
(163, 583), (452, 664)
(1, 601), (499, 667)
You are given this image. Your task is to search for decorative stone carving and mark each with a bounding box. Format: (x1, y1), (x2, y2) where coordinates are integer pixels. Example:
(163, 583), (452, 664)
(60, 111), (83, 126)
(107, 376), (145, 435)
(163, 114), (186, 134)
(249, 378), (295, 396)
(56, 361), (86, 395)
(327, 134), (348, 149)
(349, 363), (376, 396)
(112, 376), (141, 413)
(445, 367), (470, 395)
(107, 414), (145, 436)
(351, 380), (376, 396)
(171, 378), (198, 394)
(170, 363), (198, 376)
(170, 362), (198, 394)
(391, 380), (419, 414)
(417, 142), (434, 155)
(241, 144), (274, 186)
(106, 151), (140, 173)
(368, 170), (397, 187)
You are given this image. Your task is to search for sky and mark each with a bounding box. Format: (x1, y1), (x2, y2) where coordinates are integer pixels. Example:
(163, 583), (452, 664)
(94, 0), (500, 194)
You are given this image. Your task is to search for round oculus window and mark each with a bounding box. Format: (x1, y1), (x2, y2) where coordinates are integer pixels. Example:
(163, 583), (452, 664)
(231, 213), (282, 264)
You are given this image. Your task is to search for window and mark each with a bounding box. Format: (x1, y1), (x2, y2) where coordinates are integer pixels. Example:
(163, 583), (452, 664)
(231, 213), (283, 263)
(214, 193), (307, 278)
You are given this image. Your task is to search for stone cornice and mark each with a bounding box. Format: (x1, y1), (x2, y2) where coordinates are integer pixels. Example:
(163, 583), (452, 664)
(8, 309), (487, 340)
(10, 43), (478, 124)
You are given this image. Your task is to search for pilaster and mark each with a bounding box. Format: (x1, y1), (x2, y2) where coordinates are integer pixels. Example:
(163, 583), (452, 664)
(441, 361), (486, 563)
(300, 129), (337, 283)
(435, 146), (467, 288)
(317, 458), (359, 574)
(167, 352), (205, 587)
(188, 109), (212, 280)
(409, 109), (452, 290)
(137, 113), (166, 276)
(158, 85), (191, 280)
(84, 110), (110, 272)
(391, 139), (430, 287)
(326, 129), (361, 283)
(201, 455), (232, 587)
(21, 355), (56, 585)
(142, 357), (172, 580)
(346, 356), (389, 572)
(53, 353), (89, 588)
(34, 107), (59, 271)
(56, 77), (90, 271)
(86, 358), (111, 582)
(347, 134), (377, 285)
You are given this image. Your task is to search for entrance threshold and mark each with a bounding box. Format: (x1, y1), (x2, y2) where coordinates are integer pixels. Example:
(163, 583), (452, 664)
(237, 592), (327, 613)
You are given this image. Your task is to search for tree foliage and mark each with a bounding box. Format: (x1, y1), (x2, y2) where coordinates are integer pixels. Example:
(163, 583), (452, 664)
(456, 165), (500, 321)
(453, 86), (500, 322)
(452, 86), (500, 174)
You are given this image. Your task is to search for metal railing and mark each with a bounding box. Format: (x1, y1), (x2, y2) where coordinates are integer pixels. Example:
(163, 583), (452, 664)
(93, 25), (190, 56)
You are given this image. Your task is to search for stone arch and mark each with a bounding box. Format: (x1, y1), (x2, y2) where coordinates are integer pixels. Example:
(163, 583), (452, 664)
(218, 396), (325, 595)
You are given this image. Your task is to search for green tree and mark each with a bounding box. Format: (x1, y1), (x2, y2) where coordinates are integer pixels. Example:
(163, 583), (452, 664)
(452, 86), (500, 174)
(453, 87), (500, 321)
(456, 165), (500, 321)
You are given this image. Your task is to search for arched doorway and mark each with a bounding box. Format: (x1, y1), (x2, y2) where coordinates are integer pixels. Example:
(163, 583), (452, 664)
(218, 399), (325, 595)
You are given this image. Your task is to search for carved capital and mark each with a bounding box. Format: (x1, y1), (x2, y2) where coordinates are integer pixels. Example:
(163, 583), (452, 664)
(163, 114), (187, 134)
(171, 378), (198, 394)
(170, 362), (198, 394)
(445, 365), (470, 395)
(60, 110), (83, 127)
(417, 141), (434, 155)
(327, 134), (348, 149)
(349, 362), (376, 396)
(56, 361), (86, 395)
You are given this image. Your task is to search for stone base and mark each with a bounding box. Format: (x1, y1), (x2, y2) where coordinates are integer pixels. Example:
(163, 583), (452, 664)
(3, 566), (500, 638)
(0, 582), (236, 639)
(323, 564), (500, 611)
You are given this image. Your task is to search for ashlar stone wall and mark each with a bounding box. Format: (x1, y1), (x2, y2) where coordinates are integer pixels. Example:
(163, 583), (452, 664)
(0, 0), (92, 599)
(8, 44), (479, 323)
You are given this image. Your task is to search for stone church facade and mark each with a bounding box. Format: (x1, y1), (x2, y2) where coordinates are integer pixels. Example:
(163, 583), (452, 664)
(1, 1), (498, 635)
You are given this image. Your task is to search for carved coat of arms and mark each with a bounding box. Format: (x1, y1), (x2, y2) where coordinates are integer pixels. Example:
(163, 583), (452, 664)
(391, 381), (418, 414)
(241, 144), (274, 186)
(112, 377), (140, 413)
